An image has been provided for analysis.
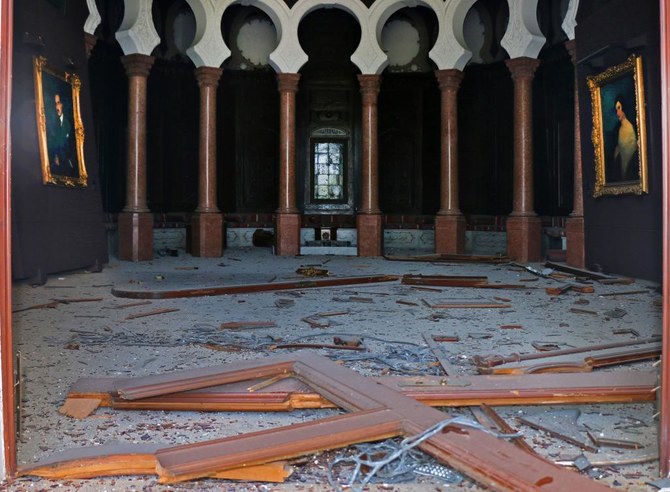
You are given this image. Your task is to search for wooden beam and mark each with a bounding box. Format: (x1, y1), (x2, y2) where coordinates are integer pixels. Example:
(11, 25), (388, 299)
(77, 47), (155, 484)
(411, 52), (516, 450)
(61, 370), (657, 418)
(661, 0), (670, 474)
(44, 354), (623, 488)
(0, 0), (15, 479)
(111, 275), (399, 299)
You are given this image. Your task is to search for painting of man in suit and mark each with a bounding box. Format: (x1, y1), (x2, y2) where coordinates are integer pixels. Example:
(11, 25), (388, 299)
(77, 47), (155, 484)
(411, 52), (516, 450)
(34, 56), (87, 187)
(48, 92), (77, 177)
(44, 73), (79, 178)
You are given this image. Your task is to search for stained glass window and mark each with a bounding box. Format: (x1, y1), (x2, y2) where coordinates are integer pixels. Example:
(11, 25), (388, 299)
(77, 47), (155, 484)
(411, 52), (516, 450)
(312, 141), (344, 201)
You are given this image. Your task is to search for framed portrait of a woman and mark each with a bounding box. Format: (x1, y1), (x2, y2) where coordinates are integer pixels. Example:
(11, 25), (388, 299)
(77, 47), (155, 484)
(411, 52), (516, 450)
(587, 54), (647, 197)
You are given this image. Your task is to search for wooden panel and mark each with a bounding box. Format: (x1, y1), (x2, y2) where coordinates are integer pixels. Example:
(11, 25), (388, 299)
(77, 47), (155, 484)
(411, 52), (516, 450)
(0, 0), (15, 477)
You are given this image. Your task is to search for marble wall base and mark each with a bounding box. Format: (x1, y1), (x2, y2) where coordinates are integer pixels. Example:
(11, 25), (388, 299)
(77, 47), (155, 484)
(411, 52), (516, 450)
(118, 211), (153, 261)
(434, 215), (466, 254)
(357, 214), (382, 257)
(506, 215), (542, 262)
(276, 213), (301, 256)
(190, 212), (223, 257)
(566, 216), (585, 268)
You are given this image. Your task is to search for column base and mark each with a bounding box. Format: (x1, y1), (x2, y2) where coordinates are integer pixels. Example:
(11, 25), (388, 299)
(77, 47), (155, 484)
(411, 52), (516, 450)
(275, 212), (301, 256)
(118, 211), (153, 262)
(190, 212), (224, 257)
(357, 214), (382, 257)
(506, 215), (542, 262)
(434, 214), (466, 254)
(565, 216), (585, 268)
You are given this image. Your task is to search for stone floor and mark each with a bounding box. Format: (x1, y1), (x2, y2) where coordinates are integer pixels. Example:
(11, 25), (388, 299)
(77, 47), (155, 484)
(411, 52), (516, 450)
(4, 247), (665, 491)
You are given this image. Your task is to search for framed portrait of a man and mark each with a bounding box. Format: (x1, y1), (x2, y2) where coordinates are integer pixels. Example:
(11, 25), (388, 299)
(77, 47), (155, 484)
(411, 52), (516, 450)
(587, 54), (647, 197)
(33, 56), (87, 187)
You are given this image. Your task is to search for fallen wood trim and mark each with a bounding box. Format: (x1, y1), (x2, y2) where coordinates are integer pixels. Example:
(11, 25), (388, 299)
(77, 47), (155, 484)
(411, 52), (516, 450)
(422, 332), (458, 375)
(111, 275), (399, 299)
(479, 403), (537, 456)
(401, 274), (528, 290)
(124, 308), (180, 320)
(544, 262), (615, 281)
(143, 353), (610, 488)
(63, 370), (657, 416)
(12, 297), (104, 313)
(475, 335), (661, 368)
(18, 444), (293, 482)
(385, 253), (509, 264)
(44, 356), (623, 487)
(425, 300), (512, 309)
(517, 416), (597, 453)
(478, 343), (661, 375)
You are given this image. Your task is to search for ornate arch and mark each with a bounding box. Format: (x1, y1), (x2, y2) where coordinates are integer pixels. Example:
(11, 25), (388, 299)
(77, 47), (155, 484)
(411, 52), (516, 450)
(500, 0), (545, 59)
(116, 0), (161, 56)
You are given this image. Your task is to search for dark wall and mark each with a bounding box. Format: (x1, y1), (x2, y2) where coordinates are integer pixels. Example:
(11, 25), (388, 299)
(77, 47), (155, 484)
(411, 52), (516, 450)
(11, 0), (107, 280)
(577, 0), (662, 280)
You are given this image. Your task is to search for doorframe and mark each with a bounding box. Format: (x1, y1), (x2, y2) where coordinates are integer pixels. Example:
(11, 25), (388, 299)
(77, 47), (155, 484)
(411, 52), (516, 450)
(0, 0), (16, 480)
(659, 0), (670, 475)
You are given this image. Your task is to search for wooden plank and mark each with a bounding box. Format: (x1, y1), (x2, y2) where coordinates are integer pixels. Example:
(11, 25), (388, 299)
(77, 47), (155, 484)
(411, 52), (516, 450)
(422, 332), (458, 376)
(65, 370), (658, 413)
(475, 335), (661, 368)
(49, 355), (643, 488)
(111, 275), (399, 299)
(19, 444), (293, 482)
(125, 308), (179, 320)
(479, 343), (661, 375)
(544, 261), (615, 280)
(59, 397), (102, 419)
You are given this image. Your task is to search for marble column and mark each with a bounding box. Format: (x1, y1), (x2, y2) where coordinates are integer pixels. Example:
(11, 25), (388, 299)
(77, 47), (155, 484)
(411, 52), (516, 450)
(434, 69), (465, 254)
(275, 73), (301, 256)
(505, 57), (541, 262)
(191, 66), (224, 257)
(565, 40), (586, 268)
(357, 74), (382, 257)
(118, 54), (154, 262)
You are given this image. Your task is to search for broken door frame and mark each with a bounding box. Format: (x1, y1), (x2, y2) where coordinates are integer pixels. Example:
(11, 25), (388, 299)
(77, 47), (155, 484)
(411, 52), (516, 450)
(26, 352), (612, 490)
(660, 0), (670, 475)
(0, 0), (15, 481)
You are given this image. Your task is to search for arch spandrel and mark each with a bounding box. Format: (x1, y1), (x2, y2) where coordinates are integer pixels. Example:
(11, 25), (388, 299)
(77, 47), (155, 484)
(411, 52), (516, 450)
(185, 0), (230, 68)
(85, 0), (102, 35)
(429, 0), (477, 70)
(500, 0), (545, 59)
(116, 0), (161, 56)
(562, 0), (579, 41)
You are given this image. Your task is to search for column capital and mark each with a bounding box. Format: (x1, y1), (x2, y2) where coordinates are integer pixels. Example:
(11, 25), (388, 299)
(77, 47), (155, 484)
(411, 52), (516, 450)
(194, 66), (223, 88)
(357, 74), (381, 96)
(564, 39), (577, 65)
(435, 69), (464, 92)
(122, 53), (155, 78)
(84, 32), (98, 59)
(505, 57), (540, 80)
(277, 73), (301, 93)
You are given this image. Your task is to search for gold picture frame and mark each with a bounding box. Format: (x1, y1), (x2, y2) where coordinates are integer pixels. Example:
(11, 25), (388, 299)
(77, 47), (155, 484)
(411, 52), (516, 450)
(587, 54), (647, 197)
(33, 56), (87, 187)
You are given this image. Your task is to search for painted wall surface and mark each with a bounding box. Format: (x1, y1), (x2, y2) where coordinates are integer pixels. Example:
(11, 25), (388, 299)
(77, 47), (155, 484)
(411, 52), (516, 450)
(11, 0), (107, 280)
(577, 0), (662, 280)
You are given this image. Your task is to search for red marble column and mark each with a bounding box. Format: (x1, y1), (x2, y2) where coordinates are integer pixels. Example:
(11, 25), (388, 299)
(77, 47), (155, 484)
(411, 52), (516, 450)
(191, 66), (224, 257)
(357, 74), (382, 257)
(434, 69), (465, 254)
(275, 73), (301, 256)
(118, 54), (154, 262)
(565, 40), (586, 268)
(505, 57), (542, 262)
